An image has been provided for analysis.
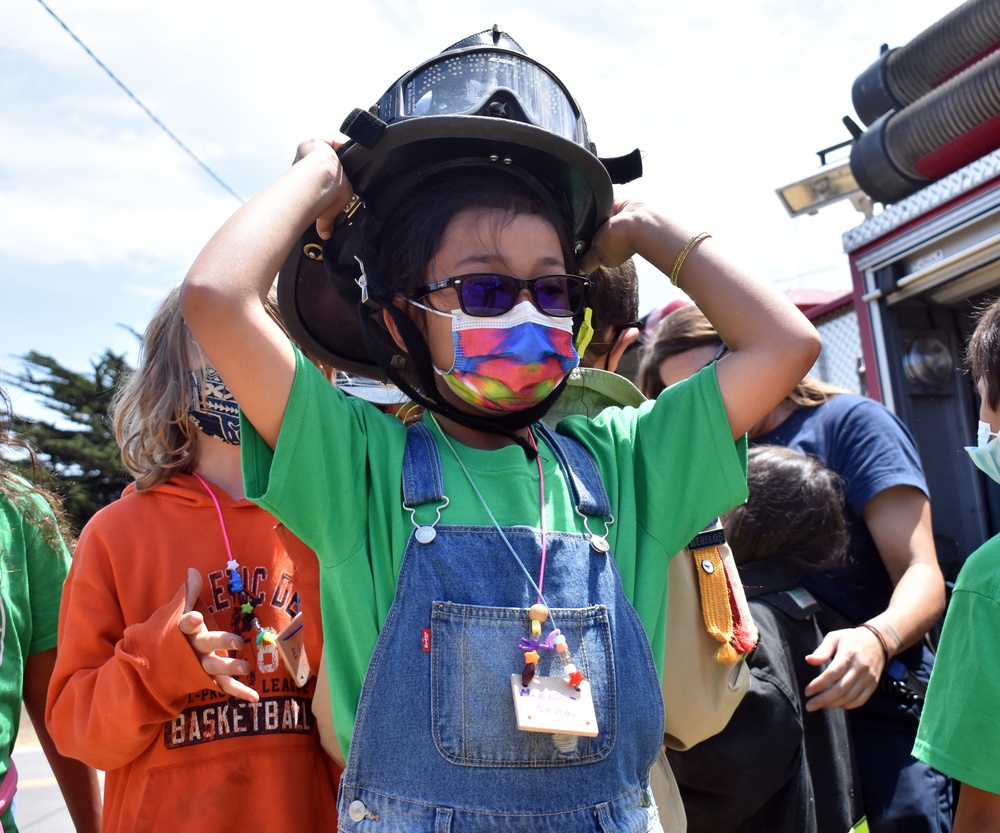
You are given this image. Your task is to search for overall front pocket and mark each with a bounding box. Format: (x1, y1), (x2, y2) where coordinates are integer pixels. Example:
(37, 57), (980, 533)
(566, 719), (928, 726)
(430, 601), (617, 767)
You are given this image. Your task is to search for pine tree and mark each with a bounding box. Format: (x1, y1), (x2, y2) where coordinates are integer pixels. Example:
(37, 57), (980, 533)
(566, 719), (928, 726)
(6, 350), (132, 533)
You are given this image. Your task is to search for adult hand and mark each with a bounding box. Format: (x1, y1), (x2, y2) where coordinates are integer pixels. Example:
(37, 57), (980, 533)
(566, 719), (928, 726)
(290, 138), (354, 241)
(802, 626), (884, 711)
(178, 568), (260, 702)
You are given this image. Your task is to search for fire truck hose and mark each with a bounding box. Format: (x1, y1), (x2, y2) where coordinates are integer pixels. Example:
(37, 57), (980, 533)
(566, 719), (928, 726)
(886, 48), (1000, 180)
(851, 48), (1000, 204)
(853, 0), (1000, 126)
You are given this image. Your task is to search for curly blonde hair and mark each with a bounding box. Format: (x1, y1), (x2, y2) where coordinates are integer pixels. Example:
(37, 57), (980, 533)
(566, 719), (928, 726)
(113, 286), (286, 491)
(0, 385), (73, 548)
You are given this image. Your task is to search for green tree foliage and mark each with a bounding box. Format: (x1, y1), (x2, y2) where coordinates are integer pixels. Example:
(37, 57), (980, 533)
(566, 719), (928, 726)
(6, 350), (132, 533)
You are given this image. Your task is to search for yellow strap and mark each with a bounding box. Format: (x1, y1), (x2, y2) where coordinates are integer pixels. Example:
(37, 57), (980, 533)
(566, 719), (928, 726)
(574, 307), (595, 355)
(690, 544), (740, 663)
(849, 817), (870, 833)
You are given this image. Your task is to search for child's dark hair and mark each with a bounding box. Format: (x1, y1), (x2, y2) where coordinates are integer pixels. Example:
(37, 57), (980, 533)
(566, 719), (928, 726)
(581, 260), (639, 367)
(723, 445), (848, 573)
(587, 260), (639, 336)
(357, 164), (579, 441)
(368, 164), (576, 304)
(966, 296), (1000, 410)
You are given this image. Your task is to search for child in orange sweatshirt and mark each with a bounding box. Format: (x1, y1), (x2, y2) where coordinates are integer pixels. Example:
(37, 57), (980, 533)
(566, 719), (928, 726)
(45, 286), (340, 833)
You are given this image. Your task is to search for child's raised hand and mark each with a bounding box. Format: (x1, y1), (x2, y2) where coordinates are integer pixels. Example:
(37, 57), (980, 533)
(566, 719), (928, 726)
(292, 137), (344, 164)
(291, 138), (354, 241)
(178, 568), (260, 703)
(579, 198), (651, 274)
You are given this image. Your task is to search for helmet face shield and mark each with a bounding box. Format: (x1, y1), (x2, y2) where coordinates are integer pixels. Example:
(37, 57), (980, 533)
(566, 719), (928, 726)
(277, 25), (638, 380)
(380, 50), (588, 145)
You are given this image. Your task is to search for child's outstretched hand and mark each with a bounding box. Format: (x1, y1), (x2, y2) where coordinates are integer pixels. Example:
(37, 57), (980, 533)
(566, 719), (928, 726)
(178, 568), (260, 702)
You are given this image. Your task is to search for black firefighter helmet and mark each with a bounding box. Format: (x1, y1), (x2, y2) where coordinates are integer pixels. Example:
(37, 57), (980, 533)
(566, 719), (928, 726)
(277, 24), (642, 380)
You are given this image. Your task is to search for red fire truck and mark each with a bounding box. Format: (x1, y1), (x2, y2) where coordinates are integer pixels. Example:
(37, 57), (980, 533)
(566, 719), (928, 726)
(785, 0), (1000, 580)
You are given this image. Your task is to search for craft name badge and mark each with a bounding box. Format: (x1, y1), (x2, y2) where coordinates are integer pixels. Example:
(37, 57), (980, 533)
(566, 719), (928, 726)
(509, 675), (599, 737)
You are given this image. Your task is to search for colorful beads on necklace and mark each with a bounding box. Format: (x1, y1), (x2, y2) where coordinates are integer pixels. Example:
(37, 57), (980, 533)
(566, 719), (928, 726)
(554, 633), (586, 689)
(519, 603), (553, 686)
(428, 418), (590, 706)
(192, 472), (274, 675)
(227, 559), (244, 593)
(517, 603), (586, 690)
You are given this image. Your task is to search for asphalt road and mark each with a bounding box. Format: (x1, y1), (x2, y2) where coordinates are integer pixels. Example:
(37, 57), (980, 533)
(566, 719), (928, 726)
(13, 707), (99, 832)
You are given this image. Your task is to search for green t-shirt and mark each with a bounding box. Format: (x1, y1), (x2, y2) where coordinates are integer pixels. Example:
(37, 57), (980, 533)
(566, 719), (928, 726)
(242, 347), (747, 757)
(0, 479), (71, 832)
(913, 532), (1000, 794)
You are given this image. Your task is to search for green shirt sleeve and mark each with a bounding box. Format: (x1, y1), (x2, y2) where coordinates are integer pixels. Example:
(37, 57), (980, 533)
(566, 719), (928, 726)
(19, 486), (71, 655)
(241, 347), (412, 760)
(242, 347), (411, 566)
(914, 535), (1000, 794)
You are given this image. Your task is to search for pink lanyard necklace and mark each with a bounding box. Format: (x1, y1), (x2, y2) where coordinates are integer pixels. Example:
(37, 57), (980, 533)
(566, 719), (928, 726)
(190, 471), (278, 665)
(519, 429), (584, 691)
(430, 420), (586, 691)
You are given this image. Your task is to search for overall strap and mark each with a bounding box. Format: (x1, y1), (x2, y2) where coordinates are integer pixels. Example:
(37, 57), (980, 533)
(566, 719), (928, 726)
(533, 422), (612, 517)
(402, 422), (445, 506)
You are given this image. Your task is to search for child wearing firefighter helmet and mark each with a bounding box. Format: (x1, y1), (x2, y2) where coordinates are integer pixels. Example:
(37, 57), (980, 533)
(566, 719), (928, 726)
(181, 25), (820, 831)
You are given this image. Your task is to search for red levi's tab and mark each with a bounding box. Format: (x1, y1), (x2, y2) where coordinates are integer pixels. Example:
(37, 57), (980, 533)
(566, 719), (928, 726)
(421, 628), (431, 652)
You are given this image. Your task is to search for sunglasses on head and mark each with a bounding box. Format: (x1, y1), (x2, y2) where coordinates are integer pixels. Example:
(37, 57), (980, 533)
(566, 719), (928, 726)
(410, 273), (590, 318)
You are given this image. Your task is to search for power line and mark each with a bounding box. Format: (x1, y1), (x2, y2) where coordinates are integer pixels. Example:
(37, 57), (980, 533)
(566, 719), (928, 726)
(773, 261), (847, 286)
(35, 0), (245, 203)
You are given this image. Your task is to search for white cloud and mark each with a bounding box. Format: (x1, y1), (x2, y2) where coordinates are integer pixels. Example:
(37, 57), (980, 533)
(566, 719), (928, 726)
(0, 0), (963, 391)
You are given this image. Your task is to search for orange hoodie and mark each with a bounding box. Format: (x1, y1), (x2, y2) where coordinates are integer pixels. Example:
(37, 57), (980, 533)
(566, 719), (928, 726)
(45, 474), (340, 832)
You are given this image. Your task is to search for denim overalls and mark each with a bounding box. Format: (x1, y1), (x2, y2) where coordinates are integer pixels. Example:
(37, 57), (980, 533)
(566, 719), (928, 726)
(337, 422), (665, 832)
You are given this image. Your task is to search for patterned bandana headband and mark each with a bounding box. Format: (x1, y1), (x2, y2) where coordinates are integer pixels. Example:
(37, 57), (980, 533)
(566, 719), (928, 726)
(188, 367), (241, 445)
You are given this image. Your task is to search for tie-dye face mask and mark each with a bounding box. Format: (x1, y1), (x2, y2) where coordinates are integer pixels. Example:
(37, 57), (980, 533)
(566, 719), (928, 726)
(411, 299), (579, 412)
(188, 367), (241, 445)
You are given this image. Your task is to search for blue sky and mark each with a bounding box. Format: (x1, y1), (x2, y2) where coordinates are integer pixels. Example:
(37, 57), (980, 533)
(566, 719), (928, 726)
(2, 0), (951, 418)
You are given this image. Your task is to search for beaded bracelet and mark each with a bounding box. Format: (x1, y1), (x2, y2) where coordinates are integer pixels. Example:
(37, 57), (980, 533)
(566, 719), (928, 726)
(860, 622), (890, 664)
(669, 232), (712, 286)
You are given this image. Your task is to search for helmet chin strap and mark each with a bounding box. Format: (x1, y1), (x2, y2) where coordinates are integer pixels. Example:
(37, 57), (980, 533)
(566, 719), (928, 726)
(362, 302), (567, 457)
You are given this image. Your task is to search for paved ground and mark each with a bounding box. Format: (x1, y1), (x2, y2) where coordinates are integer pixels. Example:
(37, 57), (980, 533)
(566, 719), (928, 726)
(13, 706), (97, 832)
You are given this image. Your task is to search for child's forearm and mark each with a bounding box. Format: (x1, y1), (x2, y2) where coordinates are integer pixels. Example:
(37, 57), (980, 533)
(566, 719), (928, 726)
(626, 205), (815, 369)
(180, 141), (352, 450)
(24, 649), (102, 832)
(607, 202), (820, 437)
(185, 144), (349, 307)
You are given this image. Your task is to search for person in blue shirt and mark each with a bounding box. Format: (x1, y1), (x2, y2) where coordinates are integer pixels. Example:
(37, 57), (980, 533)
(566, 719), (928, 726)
(641, 303), (951, 833)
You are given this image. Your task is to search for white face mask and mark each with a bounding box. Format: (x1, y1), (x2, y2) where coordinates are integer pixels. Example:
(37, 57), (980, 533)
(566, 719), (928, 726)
(965, 420), (1000, 483)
